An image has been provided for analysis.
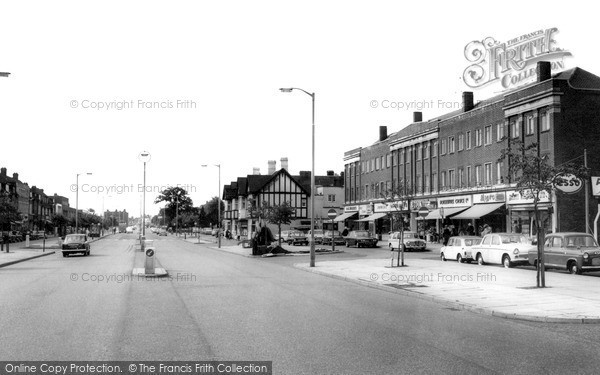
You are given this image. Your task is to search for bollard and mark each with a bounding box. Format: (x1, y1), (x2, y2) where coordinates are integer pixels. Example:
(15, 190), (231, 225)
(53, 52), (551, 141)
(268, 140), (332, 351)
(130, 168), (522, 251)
(25, 234), (30, 248)
(144, 247), (155, 275)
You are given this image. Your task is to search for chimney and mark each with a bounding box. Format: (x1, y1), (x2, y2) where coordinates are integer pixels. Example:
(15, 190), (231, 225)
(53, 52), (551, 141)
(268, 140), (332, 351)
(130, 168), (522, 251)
(462, 91), (474, 112)
(537, 61), (551, 82)
(280, 157), (288, 171)
(268, 160), (276, 174)
(12, 173), (18, 181)
(379, 126), (388, 142)
(252, 168), (260, 175)
(327, 170), (334, 176)
(413, 111), (422, 122)
(0, 167), (6, 177)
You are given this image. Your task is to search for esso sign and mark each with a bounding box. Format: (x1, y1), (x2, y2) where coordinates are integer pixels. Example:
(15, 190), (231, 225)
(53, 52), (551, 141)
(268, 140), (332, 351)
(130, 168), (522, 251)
(554, 174), (583, 194)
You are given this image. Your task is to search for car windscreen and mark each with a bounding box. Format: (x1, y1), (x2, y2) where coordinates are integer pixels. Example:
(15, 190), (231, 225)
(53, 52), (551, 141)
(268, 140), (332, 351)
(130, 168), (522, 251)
(354, 231), (370, 237)
(404, 233), (418, 239)
(64, 235), (86, 244)
(324, 231), (341, 236)
(464, 239), (482, 246)
(499, 235), (528, 244)
(565, 236), (598, 247)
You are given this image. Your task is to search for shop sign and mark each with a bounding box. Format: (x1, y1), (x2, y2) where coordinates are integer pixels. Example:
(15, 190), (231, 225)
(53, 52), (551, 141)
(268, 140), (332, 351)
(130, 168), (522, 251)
(410, 199), (437, 211)
(344, 205), (359, 213)
(506, 189), (550, 204)
(374, 201), (408, 213)
(437, 195), (472, 208)
(473, 192), (506, 204)
(592, 177), (600, 197)
(553, 173), (583, 194)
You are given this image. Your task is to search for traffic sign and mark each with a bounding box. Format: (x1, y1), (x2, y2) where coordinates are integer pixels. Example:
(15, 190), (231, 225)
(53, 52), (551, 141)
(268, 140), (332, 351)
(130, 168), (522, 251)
(327, 209), (337, 219)
(145, 248), (154, 257)
(418, 206), (429, 218)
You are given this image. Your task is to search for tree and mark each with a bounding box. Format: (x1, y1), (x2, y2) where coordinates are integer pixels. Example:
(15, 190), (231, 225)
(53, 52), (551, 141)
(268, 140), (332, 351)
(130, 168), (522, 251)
(382, 180), (414, 267)
(264, 201), (295, 246)
(499, 140), (589, 287)
(0, 199), (21, 232)
(154, 187), (194, 229)
(202, 197), (224, 228)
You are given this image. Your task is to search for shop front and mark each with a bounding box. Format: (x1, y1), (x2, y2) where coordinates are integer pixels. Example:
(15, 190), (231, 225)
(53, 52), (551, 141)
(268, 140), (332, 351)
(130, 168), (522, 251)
(452, 192), (507, 234)
(506, 189), (553, 236)
(435, 194), (473, 237)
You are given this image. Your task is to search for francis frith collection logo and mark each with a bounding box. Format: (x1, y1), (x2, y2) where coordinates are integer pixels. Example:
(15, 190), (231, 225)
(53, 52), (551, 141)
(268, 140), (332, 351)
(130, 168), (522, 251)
(463, 27), (572, 90)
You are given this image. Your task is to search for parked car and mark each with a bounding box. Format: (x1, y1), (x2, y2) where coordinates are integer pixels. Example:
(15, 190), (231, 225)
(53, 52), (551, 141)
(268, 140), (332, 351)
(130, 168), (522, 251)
(388, 231), (427, 252)
(528, 232), (600, 274)
(471, 233), (534, 268)
(440, 236), (482, 262)
(344, 230), (378, 248)
(307, 229), (325, 244)
(157, 229), (168, 236)
(278, 230), (309, 246)
(30, 230), (46, 240)
(322, 230), (345, 245)
(62, 234), (90, 257)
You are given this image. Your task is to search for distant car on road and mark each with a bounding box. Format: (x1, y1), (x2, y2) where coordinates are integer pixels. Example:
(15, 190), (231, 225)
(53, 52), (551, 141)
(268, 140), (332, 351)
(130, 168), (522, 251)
(278, 230), (309, 246)
(388, 231), (427, 252)
(322, 230), (345, 245)
(471, 233), (534, 268)
(528, 232), (600, 274)
(62, 234), (90, 257)
(344, 230), (378, 248)
(157, 229), (168, 236)
(440, 236), (482, 262)
(307, 229), (325, 244)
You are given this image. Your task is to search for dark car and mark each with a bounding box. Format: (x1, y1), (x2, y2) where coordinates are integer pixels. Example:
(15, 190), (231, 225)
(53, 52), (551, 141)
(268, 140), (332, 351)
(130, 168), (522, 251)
(322, 230), (345, 245)
(307, 229), (325, 244)
(279, 230), (309, 246)
(62, 234), (90, 257)
(528, 232), (600, 274)
(344, 230), (378, 248)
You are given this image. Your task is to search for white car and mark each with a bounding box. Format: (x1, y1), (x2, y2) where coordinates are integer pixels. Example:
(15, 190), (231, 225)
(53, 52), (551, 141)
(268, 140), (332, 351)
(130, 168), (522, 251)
(471, 233), (535, 268)
(440, 236), (482, 263)
(387, 231), (426, 251)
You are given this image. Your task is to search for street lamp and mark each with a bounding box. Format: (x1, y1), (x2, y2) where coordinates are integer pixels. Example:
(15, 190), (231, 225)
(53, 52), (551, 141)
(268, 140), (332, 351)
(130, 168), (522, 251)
(138, 151), (151, 238)
(0, 72), (10, 77)
(280, 87), (316, 267)
(75, 172), (92, 233)
(201, 164), (221, 248)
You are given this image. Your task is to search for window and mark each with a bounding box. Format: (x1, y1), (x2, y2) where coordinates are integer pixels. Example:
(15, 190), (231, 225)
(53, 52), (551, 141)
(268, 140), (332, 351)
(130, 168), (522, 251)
(399, 150), (404, 164)
(511, 119), (521, 138)
(458, 134), (464, 151)
(432, 173), (438, 192)
(416, 144), (422, 161)
(423, 143), (430, 159)
(432, 142), (438, 157)
(541, 111), (550, 132)
(406, 149), (411, 163)
(441, 171), (447, 189)
(496, 123), (505, 142)
(424, 173), (430, 193)
(449, 136), (455, 153)
(475, 128), (483, 147)
(475, 165), (482, 186)
(448, 169), (455, 189)
(441, 139), (447, 155)
(466, 166), (472, 187)
(416, 174), (421, 193)
(496, 162), (504, 184)
(327, 194), (336, 202)
(526, 116), (535, 135)
(365, 184), (369, 199)
(386, 154), (391, 168)
(458, 168), (464, 188)
(484, 126), (492, 145)
(375, 157), (379, 170)
(484, 163), (492, 185)
(381, 156), (384, 169)
(466, 131), (472, 149)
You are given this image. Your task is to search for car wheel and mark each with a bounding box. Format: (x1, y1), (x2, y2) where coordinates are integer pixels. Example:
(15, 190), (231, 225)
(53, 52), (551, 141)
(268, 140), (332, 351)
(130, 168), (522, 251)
(440, 253), (446, 261)
(62, 253), (67, 257)
(502, 255), (512, 268)
(569, 262), (582, 275)
(477, 253), (484, 266)
(345, 241), (350, 247)
(457, 254), (463, 263)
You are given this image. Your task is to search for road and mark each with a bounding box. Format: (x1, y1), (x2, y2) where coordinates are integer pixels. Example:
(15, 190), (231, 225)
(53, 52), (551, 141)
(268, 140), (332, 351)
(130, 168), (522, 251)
(1, 233), (600, 374)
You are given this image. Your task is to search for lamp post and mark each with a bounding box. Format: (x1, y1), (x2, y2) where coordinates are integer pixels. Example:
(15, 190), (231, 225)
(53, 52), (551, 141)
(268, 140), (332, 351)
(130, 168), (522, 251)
(201, 164), (221, 248)
(0, 72), (9, 77)
(138, 151), (151, 238)
(75, 172), (92, 233)
(280, 87), (316, 267)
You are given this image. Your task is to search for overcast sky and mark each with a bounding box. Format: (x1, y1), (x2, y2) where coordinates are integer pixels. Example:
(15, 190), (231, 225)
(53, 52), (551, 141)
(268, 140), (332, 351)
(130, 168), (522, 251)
(0, 1), (596, 217)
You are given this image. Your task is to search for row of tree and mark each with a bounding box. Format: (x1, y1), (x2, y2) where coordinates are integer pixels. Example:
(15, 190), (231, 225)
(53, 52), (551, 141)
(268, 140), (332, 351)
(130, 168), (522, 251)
(151, 187), (224, 230)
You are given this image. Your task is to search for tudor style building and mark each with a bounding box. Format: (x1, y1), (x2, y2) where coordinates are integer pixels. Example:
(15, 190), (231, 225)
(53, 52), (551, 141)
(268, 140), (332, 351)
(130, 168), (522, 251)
(343, 62), (600, 239)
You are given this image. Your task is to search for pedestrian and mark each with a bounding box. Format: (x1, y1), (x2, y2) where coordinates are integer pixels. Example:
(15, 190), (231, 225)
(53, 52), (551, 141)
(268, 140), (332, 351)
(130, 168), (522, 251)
(466, 223), (475, 236)
(442, 226), (451, 246)
(481, 224), (492, 237)
(342, 227), (349, 237)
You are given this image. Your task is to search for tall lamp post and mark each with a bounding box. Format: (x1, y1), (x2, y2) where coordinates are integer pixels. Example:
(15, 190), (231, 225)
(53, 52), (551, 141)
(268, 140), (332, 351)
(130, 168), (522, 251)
(280, 87), (316, 267)
(201, 164), (221, 248)
(138, 151), (151, 238)
(75, 172), (92, 233)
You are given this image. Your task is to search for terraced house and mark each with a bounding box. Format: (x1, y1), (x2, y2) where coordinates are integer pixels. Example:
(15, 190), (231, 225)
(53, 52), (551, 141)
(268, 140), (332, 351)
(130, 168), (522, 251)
(343, 62), (600, 239)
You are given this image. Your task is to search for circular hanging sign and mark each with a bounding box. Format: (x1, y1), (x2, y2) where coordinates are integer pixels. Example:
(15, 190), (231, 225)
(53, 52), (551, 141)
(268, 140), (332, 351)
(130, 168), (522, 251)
(418, 206), (430, 218)
(554, 173), (583, 194)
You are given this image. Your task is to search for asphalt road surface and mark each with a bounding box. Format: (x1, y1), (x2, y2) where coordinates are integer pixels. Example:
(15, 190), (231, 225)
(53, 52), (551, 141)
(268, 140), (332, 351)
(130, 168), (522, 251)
(1, 233), (600, 374)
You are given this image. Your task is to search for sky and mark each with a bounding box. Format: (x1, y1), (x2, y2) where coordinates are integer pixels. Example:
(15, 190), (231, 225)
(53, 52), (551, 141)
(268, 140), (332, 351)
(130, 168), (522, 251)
(0, 0), (597, 217)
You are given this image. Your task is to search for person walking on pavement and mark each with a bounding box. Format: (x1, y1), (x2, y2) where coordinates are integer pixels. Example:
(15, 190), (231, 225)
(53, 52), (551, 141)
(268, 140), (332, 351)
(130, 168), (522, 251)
(442, 226), (451, 246)
(466, 222), (475, 236)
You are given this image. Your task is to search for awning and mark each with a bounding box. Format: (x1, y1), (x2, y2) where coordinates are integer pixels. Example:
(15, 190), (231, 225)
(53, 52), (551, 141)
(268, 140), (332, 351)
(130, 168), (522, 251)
(452, 203), (505, 219)
(423, 207), (468, 220)
(334, 212), (358, 222)
(356, 212), (387, 222)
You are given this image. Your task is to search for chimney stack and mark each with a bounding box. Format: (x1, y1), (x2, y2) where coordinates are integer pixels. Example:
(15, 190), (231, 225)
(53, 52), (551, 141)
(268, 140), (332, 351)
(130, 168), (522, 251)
(12, 173), (18, 181)
(0, 167), (6, 177)
(537, 61), (551, 82)
(413, 111), (422, 122)
(379, 126), (388, 142)
(252, 168), (260, 175)
(327, 170), (334, 176)
(280, 157), (288, 171)
(462, 91), (474, 112)
(268, 160), (276, 174)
